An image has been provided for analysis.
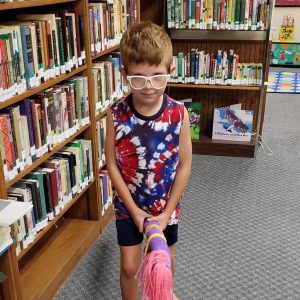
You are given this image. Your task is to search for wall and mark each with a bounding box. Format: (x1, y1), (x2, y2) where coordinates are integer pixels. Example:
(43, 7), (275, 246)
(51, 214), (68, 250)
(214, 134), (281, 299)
(270, 7), (300, 41)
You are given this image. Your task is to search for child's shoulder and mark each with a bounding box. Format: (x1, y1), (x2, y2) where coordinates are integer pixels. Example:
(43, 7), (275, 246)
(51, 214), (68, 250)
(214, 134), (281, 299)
(166, 95), (184, 107)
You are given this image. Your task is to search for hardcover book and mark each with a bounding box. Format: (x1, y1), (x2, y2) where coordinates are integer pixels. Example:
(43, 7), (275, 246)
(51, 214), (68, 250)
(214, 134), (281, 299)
(212, 108), (253, 141)
(180, 99), (201, 140)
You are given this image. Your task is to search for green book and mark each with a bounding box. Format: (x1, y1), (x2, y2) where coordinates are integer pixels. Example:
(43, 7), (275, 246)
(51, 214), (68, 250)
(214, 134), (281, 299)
(26, 172), (47, 222)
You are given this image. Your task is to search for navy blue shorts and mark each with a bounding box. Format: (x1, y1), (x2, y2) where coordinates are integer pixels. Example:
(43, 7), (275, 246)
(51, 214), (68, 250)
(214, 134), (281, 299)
(116, 218), (178, 247)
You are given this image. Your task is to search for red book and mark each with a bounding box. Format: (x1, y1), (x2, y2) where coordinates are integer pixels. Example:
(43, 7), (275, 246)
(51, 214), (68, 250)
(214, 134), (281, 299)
(30, 100), (40, 149)
(0, 114), (15, 171)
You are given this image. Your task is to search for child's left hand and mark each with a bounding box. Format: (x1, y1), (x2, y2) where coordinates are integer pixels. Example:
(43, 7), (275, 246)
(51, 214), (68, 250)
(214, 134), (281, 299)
(147, 212), (170, 231)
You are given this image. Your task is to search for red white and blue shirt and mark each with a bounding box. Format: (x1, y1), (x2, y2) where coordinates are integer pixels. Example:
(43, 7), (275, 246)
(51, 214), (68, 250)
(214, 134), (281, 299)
(110, 94), (184, 225)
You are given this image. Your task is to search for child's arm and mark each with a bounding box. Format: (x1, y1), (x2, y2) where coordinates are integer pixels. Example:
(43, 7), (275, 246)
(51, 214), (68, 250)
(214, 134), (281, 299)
(105, 110), (151, 232)
(148, 107), (192, 230)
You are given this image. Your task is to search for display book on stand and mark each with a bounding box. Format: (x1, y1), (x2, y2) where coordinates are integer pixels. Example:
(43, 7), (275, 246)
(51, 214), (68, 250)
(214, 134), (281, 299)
(157, 0), (273, 157)
(0, 0), (139, 299)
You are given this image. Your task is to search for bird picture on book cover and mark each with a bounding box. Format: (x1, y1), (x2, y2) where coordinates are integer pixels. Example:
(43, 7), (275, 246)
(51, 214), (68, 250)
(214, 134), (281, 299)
(212, 108), (253, 141)
(184, 102), (201, 140)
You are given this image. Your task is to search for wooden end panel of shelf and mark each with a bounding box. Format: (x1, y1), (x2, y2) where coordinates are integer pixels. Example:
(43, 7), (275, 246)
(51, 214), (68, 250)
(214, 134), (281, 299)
(20, 218), (100, 300)
(101, 205), (114, 232)
(0, 247), (22, 300)
(193, 136), (256, 157)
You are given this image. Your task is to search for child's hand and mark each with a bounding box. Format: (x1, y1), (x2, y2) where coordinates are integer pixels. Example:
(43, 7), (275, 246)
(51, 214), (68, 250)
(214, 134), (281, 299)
(147, 212), (170, 231)
(132, 208), (152, 233)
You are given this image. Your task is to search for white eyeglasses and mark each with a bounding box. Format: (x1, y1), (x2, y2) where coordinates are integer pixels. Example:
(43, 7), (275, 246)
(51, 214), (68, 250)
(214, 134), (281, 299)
(126, 74), (170, 90)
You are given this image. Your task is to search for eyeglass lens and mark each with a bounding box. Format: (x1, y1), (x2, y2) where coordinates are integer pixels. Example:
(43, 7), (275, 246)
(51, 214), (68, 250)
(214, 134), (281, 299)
(130, 75), (168, 89)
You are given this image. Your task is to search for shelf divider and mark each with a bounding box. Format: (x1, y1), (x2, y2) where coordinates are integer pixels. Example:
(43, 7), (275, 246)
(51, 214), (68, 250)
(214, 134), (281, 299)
(169, 29), (267, 41)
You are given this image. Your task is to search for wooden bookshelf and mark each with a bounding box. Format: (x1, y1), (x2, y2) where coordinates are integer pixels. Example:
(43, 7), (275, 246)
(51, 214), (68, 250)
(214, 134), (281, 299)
(19, 218), (100, 300)
(140, 0), (273, 157)
(0, 0), (141, 299)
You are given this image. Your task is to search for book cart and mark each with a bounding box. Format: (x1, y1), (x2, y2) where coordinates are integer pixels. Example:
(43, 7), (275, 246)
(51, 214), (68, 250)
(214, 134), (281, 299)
(0, 0), (139, 299)
(140, 0), (273, 157)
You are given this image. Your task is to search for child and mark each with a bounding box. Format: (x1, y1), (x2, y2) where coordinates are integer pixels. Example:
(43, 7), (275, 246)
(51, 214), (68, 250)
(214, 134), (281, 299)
(105, 21), (192, 300)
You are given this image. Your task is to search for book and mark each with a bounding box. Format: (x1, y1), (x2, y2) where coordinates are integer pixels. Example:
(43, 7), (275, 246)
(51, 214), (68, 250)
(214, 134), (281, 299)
(212, 107), (253, 141)
(0, 199), (32, 226)
(180, 99), (201, 140)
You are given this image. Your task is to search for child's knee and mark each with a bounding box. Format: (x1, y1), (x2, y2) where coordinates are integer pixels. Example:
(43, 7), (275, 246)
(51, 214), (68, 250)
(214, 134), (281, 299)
(121, 262), (140, 279)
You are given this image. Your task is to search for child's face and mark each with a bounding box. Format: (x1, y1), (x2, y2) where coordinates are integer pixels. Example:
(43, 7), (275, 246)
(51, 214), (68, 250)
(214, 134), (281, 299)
(124, 63), (170, 105)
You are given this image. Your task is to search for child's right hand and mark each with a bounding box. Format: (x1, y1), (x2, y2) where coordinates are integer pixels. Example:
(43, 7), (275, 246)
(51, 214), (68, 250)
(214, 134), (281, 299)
(132, 208), (151, 233)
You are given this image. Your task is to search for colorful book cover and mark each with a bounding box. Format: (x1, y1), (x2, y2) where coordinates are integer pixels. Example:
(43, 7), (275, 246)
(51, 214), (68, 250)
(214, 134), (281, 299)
(212, 108), (253, 141)
(182, 100), (201, 140)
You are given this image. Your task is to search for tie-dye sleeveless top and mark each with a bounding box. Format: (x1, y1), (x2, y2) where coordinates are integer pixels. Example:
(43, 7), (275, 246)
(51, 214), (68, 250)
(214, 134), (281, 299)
(110, 94), (184, 225)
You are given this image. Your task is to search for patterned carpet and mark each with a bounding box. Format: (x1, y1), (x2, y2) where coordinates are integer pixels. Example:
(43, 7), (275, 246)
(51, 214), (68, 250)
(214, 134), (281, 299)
(267, 71), (300, 93)
(55, 93), (300, 300)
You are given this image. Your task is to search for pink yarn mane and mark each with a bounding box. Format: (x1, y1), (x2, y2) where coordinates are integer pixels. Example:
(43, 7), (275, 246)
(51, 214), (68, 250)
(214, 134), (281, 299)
(137, 219), (173, 300)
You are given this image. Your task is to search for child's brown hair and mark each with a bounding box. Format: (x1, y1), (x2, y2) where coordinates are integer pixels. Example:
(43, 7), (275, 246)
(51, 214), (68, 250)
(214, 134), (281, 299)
(120, 21), (173, 71)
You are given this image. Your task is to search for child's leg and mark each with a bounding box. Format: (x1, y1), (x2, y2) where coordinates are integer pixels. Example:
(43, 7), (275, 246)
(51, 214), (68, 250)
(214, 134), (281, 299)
(169, 244), (176, 275)
(120, 244), (142, 300)
(169, 245), (180, 299)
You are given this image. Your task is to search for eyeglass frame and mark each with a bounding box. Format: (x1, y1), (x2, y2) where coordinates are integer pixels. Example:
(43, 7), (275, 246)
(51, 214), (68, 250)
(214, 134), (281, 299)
(126, 74), (171, 90)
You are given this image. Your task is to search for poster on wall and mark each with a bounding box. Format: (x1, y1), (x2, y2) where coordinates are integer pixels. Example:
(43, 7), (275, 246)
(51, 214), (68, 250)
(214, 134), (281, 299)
(276, 0), (300, 6)
(270, 43), (300, 66)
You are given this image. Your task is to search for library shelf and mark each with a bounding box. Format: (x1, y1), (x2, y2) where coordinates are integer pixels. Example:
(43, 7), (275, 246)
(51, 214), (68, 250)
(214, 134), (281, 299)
(95, 108), (109, 122)
(0, 65), (87, 110)
(19, 218), (100, 300)
(0, 0), (76, 10)
(192, 135), (256, 157)
(169, 29), (268, 41)
(6, 123), (91, 188)
(167, 83), (261, 91)
(17, 180), (95, 261)
(92, 44), (120, 60)
(101, 205), (114, 231)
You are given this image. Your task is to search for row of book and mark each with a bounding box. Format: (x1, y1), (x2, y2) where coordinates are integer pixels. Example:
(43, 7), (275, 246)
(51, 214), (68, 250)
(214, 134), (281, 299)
(93, 53), (128, 115)
(99, 170), (113, 216)
(96, 117), (107, 169)
(167, 0), (268, 30)
(0, 12), (86, 102)
(88, 0), (138, 54)
(0, 76), (90, 182)
(170, 50), (263, 85)
(95, 115), (112, 215)
(7, 139), (94, 255)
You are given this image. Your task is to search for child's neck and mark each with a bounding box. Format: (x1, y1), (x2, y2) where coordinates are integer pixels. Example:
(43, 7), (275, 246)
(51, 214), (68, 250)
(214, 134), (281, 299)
(132, 95), (164, 117)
